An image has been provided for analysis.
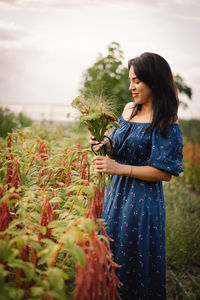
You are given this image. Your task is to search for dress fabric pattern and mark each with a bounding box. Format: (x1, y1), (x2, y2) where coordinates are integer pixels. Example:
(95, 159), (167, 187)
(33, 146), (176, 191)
(102, 116), (183, 300)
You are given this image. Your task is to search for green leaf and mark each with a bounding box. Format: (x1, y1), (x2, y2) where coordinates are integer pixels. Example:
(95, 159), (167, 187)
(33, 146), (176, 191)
(30, 287), (44, 297)
(29, 240), (42, 252)
(46, 267), (65, 290)
(80, 112), (102, 122)
(7, 219), (23, 229)
(7, 288), (24, 299)
(0, 240), (19, 262)
(50, 197), (63, 204)
(47, 220), (67, 229)
(61, 271), (69, 280)
(78, 218), (94, 234)
(8, 260), (36, 281)
(71, 245), (85, 267)
(63, 234), (76, 251)
(40, 226), (47, 236)
(78, 185), (95, 198)
(10, 235), (28, 249)
(30, 211), (40, 223)
(0, 193), (12, 203)
(8, 187), (15, 193)
(0, 264), (10, 278)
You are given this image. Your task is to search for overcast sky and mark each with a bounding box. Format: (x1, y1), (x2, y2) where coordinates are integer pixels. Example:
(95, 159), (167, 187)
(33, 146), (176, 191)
(0, 0), (200, 119)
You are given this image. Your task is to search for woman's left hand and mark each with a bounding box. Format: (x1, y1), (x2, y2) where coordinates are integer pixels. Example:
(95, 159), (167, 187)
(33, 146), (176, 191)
(92, 156), (120, 175)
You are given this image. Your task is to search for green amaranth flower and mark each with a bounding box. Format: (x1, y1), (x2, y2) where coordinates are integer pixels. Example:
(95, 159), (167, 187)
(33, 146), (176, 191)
(72, 94), (119, 153)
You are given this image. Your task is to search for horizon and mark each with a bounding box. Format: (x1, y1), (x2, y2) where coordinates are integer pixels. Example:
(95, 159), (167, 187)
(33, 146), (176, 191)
(1, 101), (198, 123)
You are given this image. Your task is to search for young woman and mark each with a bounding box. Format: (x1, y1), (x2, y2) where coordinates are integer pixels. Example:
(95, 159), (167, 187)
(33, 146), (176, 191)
(89, 52), (183, 299)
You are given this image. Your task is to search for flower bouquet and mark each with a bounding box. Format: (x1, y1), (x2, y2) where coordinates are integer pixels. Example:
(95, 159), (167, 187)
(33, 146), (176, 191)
(72, 94), (119, 156)
(72, 93), (119, 191)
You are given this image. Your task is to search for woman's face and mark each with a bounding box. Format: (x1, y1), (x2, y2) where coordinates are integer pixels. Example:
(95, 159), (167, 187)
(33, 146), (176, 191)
(128, 66), (153, 106)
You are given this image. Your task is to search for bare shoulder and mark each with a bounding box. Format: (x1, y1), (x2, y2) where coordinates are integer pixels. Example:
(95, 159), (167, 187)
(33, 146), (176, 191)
(123, 102), (134, 110)
(173, 118), (179, 124)
(122, 102), (134, 119)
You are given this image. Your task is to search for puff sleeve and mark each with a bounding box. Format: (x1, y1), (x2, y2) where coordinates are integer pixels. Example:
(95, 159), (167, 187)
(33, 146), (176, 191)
(148, 125), (183, 176)
(108, 117), (123, 154)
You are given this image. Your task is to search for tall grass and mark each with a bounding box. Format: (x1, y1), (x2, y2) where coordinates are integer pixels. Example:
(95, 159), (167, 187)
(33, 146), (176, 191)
(165, 176), (200, 267)
(164, 177), (200, 299)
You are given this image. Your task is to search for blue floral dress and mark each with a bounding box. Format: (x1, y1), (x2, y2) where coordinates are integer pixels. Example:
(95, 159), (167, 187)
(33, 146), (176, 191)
(102, 116), (183, 300)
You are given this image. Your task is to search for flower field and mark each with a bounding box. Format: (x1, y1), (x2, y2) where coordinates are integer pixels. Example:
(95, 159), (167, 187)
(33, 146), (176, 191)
(0, 124), (121, 300)
(182, 142), (200, 192)
(1, 120), (200, 300)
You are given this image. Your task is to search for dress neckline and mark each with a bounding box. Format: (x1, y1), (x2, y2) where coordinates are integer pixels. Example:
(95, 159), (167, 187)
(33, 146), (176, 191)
(120, 115), (179, 126)
(120, 115), (151, 125)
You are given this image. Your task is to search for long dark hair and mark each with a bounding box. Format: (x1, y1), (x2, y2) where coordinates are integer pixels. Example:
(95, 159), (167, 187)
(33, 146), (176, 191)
(128, 52), (179, 137)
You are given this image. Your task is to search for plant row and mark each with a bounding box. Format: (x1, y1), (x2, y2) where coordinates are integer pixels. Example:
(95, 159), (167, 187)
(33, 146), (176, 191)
(0, 124), (121, 300)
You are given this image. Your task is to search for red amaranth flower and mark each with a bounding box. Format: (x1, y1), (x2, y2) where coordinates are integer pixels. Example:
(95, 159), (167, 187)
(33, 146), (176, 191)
(0, 184), (5, 198)
(74, 230), (122, 300)
(0, 201), (10, 233)
(102, 112), (117, 122)
(7, 134), (13, 152)
(6, 154), (22, 189)
(36, 139), (48, 161)
(86, 186), (105, 220)
(6, 153), (14, 186)
(16, 245), (30, 289)
(38, 195), (54, 240)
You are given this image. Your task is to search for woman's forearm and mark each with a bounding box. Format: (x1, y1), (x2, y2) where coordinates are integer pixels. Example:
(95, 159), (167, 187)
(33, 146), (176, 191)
(120, 164), (171, 182)
(92, 156), (172, 182)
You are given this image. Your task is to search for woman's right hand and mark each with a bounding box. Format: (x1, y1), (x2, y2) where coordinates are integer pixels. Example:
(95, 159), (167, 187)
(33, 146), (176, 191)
(88, 135), (112, 154)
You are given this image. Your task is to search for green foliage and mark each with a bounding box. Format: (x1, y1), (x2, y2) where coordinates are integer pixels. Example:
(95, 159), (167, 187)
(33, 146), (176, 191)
(18, 112), (32, 128)
(0, 107), (32, 138)
(0, 125), (88, 298)
(79, 41), (192, 115)
(79, 41), (131, 115)
(0, 124), (119, 300)
(182, 161), (200, 193)
(179, 119), (200, 143)
(167, 269), (195, 300)
(178, 119), (200, 192)
(164, 177), (200, 268)
(165, 177), (200, 299)
(174, 74), (192, 109)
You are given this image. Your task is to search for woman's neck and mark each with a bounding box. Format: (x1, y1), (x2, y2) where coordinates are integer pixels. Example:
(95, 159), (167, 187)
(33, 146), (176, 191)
(132, 103), (153, 123)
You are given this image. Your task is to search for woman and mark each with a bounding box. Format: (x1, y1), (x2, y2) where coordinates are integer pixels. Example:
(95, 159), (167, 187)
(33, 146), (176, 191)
(90, 52), (183, 299)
